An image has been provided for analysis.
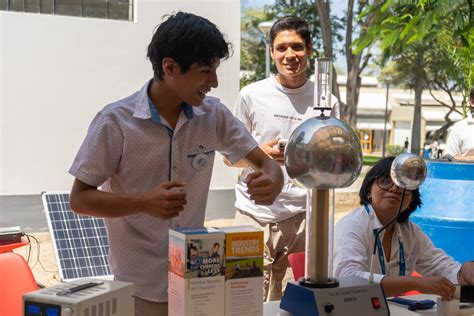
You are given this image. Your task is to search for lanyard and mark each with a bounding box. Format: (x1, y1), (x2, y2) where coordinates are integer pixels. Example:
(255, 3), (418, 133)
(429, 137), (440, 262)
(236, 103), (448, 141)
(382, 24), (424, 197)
(364, 205), (406, 276)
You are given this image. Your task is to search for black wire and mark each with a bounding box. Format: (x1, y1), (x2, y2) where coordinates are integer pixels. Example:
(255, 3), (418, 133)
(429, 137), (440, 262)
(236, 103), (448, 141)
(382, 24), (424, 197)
(25, 233), (57, 273)
(28, 234), (41, 270)
(25, 234), (32, 264)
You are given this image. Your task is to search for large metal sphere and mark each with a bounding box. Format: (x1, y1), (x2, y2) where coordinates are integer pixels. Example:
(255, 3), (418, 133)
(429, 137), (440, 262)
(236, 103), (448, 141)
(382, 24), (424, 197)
(284, 115), (363, 189)
(390, 153), (427, 190)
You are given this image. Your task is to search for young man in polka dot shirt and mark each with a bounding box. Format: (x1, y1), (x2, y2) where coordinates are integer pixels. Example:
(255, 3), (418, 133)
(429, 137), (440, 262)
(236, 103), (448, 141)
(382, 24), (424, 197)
(69, 12), (283, 316)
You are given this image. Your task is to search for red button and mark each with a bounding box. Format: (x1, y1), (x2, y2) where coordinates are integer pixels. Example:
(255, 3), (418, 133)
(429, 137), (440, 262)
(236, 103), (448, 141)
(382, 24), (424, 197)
(371, 297), (381, 309)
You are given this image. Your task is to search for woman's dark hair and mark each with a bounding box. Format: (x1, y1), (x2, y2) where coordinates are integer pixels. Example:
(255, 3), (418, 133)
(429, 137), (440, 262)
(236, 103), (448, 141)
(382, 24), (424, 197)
(147, 12), (231, 81)
(470, 86), (474, 99)
(269, 15), (311, 48)
(359, 156), (422, 223)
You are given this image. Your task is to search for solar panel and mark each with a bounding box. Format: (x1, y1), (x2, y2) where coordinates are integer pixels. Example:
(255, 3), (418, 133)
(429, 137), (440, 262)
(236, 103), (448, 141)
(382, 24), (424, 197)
(42, 191), (112, 281)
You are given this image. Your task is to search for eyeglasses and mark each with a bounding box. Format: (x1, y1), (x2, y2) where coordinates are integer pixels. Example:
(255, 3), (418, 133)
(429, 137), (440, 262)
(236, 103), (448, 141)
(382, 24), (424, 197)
(375, 177), (413, 192)
(375, 177), (395, 190)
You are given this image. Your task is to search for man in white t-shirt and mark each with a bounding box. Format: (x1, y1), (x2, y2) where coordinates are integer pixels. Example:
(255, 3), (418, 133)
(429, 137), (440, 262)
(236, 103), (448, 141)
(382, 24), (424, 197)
(225, 16), (338, 301)
(445, 87), (474, 161)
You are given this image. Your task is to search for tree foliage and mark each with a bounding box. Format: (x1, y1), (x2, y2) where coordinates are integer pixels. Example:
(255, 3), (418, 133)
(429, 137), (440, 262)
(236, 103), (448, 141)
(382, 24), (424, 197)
(354, 0), (473, 153)
(338, 0), (375, 129)
(240, 8), (272, 88)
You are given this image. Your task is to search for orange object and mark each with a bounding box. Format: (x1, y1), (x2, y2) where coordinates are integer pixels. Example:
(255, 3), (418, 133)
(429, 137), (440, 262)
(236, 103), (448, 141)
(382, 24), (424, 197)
(288, 252), (305, 281)
(403, 271), (422, 296)
(0, 252), (38, 316)
(0, 241), (29, 254)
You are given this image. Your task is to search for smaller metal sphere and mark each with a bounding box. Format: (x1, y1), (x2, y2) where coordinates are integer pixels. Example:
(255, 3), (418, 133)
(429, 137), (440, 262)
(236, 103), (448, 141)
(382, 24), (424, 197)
(284, 115), (363, 189)
(390, 153), (427, 190)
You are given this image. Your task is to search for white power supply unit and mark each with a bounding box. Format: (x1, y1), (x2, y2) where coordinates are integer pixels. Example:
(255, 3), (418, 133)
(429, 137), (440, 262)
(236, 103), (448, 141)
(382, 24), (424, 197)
(23, 279), (134, 316)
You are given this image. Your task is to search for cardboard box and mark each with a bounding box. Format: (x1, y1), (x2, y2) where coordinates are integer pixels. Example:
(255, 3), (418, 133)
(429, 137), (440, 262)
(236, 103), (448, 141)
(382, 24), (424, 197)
(219, 225), (264, 316)
(168, 227), (225, 316)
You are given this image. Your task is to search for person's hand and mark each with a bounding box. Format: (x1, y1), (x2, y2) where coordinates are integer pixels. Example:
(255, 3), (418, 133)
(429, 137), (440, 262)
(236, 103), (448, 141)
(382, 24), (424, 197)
(141, 181), (187, 219)
(458, 262), (474, 285)
(261, 139), (284, 165)
(244, 170), (281, 205)
(414, 276), (455, 300)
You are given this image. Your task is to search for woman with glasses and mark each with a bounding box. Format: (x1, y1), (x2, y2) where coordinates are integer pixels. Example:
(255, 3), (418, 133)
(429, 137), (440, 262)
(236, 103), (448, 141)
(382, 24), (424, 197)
(333, 156), (474, 300)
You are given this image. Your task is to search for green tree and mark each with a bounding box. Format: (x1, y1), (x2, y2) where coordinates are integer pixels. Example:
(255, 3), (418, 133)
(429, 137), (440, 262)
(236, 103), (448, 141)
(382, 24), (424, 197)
(425, 45), (468, 140)
(354, 0), (473, 154)
(240, 8), (272, 89)
(316, 0), (375, 129)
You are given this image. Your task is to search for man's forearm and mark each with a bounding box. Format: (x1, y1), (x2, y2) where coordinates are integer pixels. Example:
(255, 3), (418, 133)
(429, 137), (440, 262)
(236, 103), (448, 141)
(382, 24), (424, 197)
(223, 157), (248, 168)
(70, 180), (143, 218)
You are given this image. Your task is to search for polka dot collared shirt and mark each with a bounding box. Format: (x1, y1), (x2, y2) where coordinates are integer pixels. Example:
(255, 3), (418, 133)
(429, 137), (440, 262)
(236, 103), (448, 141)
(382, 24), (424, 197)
(69, 80), (257, 301)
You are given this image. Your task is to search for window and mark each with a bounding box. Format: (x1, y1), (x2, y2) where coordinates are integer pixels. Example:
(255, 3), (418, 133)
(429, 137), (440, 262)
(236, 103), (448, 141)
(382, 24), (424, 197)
(0, 0), (133, 21)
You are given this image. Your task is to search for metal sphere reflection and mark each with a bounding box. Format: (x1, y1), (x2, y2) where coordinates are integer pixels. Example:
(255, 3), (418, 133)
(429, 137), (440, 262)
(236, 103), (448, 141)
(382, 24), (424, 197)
(390, 153), (427, 190)
(284, 115), (363, 189)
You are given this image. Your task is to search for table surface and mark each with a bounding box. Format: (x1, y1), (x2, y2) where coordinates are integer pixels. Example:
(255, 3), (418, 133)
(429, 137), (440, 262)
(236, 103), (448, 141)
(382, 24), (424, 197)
(263, 294), (474, 316)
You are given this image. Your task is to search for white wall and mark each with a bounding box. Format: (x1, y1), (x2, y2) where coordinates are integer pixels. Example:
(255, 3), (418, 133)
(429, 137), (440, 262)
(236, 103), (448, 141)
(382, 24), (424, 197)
(0, 0), (240, 195)
(393, 121), (411, 148)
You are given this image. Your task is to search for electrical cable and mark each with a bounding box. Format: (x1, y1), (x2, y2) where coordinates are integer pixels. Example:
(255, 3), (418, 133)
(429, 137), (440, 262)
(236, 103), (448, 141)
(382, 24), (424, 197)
(25, 233), (57, 273)
(25, 233), (32, 265)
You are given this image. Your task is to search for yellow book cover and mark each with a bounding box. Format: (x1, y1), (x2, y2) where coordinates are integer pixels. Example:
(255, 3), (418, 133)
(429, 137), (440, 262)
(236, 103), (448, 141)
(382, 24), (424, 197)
(220, 226), (264, 280)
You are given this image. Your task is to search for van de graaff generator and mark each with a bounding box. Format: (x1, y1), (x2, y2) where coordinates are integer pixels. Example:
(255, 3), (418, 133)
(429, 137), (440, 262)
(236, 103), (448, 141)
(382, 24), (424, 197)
(280, 58), (390, 316)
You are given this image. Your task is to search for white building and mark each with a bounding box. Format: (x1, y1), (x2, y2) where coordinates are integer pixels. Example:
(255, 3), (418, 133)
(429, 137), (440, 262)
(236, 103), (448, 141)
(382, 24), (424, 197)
(0, 0), (241, 196)
(338, 76), (464, 153)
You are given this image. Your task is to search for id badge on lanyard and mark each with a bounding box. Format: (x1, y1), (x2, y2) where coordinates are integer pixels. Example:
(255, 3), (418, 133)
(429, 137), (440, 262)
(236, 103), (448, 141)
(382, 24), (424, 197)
(365, 204), (406, 276)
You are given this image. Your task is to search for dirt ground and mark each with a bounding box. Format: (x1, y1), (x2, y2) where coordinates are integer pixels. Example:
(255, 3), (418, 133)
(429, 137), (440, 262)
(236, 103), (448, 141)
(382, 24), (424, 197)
(13, 200), (357, 288)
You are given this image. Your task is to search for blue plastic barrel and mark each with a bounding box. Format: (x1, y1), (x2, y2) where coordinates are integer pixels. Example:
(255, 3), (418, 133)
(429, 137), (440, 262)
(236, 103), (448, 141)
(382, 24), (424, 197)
(411, 161), (474, 264)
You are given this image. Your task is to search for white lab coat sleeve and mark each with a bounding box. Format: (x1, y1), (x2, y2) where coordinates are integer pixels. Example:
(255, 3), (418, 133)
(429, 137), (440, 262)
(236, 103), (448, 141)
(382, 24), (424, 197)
(412, 224), (461, 283)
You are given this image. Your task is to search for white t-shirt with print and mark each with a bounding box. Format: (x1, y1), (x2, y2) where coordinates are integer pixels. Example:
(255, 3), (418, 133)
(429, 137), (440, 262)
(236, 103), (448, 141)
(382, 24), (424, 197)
(234, 76), (339, 223)
(69, 80), (257, 302)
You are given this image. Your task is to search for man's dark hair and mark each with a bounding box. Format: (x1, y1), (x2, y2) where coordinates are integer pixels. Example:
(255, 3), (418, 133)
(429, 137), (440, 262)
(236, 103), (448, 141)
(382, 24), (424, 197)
(147, 12), (231, 81)
(470, 86), (474, 99)
(359, 156), (422, 223)
(269, 15), (311, 48)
